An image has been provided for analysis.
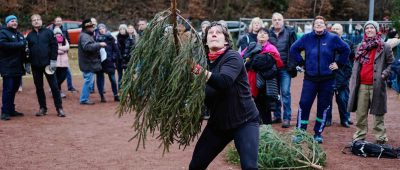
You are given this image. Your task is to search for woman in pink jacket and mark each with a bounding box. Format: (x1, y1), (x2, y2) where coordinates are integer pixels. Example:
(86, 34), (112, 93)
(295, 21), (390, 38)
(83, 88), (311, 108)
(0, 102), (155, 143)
(241, 27), (283, 124)
(54, 28), (70, 98)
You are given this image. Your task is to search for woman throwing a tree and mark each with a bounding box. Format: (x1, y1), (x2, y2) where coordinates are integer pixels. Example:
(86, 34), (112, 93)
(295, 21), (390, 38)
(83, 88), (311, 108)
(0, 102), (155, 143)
(189, 22), (260, 170)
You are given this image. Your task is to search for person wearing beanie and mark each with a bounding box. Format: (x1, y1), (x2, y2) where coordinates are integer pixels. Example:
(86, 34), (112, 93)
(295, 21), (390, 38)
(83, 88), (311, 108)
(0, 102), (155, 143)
(95, 23), (120, 102)
(78, 18), (107, 105)
(290, 16), (351, 143)
(116, 24), (138, 90)
(50, 16), (77, 92)
(199, 20), (211, 37)
(0, 15), (26, 120)
(53, 27), (70, 99)
(348, 20), (394, 145)
(116, 24), (129, 90)
(26, 14), (66, 117)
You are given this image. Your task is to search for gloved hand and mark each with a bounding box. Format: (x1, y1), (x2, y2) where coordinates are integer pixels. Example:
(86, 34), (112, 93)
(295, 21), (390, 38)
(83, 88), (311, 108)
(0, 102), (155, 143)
(191, 64), (202, 75)
(50, 60), (57, 71)
(25, 63), (31, 74)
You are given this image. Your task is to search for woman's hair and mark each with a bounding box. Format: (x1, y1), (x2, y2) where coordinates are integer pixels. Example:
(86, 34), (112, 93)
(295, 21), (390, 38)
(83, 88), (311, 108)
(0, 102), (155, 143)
(258, 27), (270, 35)
(248, 17), (264, 33)
(202, 22), (232, 53)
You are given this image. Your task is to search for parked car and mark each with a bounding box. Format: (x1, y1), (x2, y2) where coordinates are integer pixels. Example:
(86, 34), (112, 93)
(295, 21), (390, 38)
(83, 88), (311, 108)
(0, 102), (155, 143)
(47, 20), (82, 45)
(226, 21), (247, 33)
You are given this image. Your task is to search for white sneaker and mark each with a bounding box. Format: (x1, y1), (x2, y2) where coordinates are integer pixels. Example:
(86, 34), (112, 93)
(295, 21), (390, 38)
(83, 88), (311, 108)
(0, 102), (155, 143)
(61, 92), (66, 98)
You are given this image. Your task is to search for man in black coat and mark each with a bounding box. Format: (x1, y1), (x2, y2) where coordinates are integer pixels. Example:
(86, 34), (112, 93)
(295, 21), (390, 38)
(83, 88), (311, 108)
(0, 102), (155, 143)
(26, 14), (65, 117)
(269, 12), (298, 128)
(0, 15), (26, 120)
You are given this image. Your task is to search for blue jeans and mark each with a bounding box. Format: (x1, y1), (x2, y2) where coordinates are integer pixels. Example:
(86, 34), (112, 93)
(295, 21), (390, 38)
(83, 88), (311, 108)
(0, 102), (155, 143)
(296, 79), (334, 135)
(327, 86), (350, 123)
(189, 120), (259, 170)
(2, 76), (21, 114)
(66, 68), (75, 90)
(274, 70), (292, 121)
(96, 71), (118, 96)
(79, 72), (94, 103)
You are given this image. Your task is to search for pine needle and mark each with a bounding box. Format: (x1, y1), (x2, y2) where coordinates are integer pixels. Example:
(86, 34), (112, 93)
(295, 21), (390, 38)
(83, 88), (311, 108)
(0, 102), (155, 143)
(226, 125), (326, 169)
(117, 9), (207, 153)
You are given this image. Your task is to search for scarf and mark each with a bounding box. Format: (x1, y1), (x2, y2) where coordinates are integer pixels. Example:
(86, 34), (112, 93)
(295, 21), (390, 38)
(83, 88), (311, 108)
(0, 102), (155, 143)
(208, 47), (227, 61)
(355, 34), (383, 64)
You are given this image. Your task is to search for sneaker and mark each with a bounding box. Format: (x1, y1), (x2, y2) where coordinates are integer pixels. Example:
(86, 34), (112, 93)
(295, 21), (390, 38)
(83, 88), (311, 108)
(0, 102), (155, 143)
(282, 120), (290, 128)
(341, 121), (350, 128)
(271, 118), (282, 124)
(314, 134), (324, 144)
(57, 108), (66, 117)
(80, 101), (95, 105)
(18, 86), (22, 92)
(60, 92), (66, 98)
(1, 113), (11, 121)
(35, 108), (47, 116)
(68, 87), (78, 92)
(348, 120), (354, 125)
(10, 111), (24, 117)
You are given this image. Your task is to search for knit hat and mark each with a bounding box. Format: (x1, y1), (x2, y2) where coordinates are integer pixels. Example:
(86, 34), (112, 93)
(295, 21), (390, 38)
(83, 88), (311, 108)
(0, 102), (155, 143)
(53, 27), (63, 35)
(5, 15), (17, 24)
(98, 23), (107, 30)
(118, 24), (128, 31)
(364, 20), (379, 32)
(201, 21), (211, 27)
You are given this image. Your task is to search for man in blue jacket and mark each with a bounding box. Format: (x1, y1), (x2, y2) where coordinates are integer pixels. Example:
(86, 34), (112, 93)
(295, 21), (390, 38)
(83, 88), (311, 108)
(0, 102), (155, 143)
(0, 15), (26, 120)
(290, 16), (350, 143)
(26, 14), (65, 117)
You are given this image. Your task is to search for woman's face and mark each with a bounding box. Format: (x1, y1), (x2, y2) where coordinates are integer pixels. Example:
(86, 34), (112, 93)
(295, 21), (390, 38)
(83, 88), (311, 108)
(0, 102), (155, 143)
(206, 25), (227, 51)
(201, 24), (209, 33)
(313, 19), (326, 33)
(119, 28), (127, 35)
(257, 30), (269, 43)
(365, 25), (377, 38)
(252, 22), (261, 33)
(127, 26), (135, 34)
(99, 27), (106, 35)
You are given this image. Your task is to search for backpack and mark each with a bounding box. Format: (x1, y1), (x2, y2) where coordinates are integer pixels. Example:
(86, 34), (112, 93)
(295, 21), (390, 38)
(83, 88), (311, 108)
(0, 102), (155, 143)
(343, 140), (400, 159)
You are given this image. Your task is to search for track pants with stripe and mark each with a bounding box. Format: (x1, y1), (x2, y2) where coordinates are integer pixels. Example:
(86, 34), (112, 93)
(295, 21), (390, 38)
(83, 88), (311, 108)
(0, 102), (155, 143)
(296, 79), (335, 135)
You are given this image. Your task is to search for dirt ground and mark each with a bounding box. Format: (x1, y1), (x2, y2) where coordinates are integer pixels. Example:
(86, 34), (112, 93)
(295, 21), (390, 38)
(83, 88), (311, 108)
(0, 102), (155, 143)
(0, 74), (399, 170)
